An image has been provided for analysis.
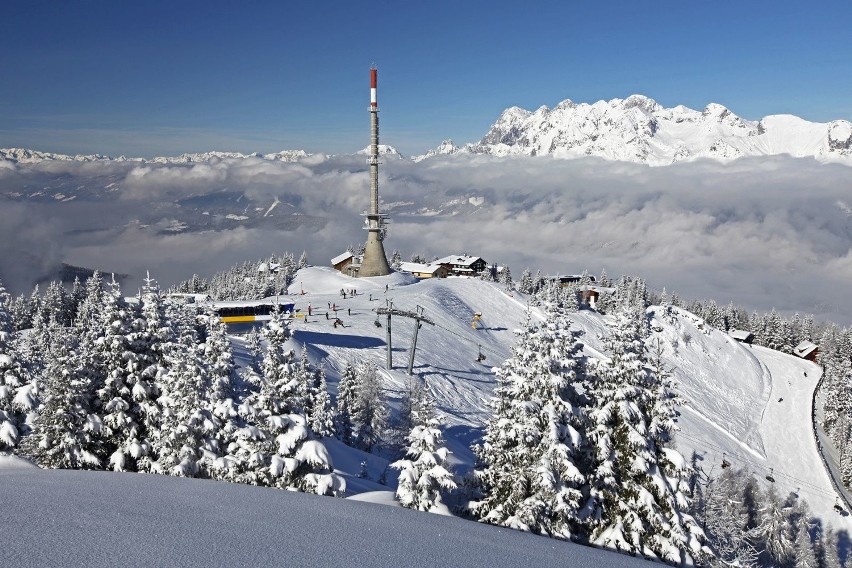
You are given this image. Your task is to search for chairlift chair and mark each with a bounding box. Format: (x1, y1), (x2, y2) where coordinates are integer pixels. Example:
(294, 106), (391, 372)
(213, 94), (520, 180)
(765, 468), (776, 483)
(721, 453), (730, 469)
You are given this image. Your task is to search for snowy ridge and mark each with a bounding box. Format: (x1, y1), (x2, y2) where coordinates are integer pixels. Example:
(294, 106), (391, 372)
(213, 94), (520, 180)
(0, 147), (312, 165)
(416, 95), (852, 166)
(356, 144), (405, 159)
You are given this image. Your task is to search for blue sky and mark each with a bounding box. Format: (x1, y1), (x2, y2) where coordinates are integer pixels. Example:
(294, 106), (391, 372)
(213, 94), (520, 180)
(2, 0), (850, 157)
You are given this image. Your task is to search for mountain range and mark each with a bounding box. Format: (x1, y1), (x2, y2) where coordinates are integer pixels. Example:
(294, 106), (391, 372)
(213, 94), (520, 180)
(3, 96), (850, 167)
(417, 95), (852, 165)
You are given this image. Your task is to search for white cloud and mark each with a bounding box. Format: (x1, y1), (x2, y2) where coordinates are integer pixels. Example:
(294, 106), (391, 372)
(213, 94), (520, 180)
(1, 153), (851, 324)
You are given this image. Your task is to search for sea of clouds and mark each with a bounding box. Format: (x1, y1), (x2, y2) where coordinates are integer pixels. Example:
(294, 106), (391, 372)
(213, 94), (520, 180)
(1, 153), (850, 324)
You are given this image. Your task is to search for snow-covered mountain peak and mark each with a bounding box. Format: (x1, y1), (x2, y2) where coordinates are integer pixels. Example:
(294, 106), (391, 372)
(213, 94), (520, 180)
(420, 95), (852, 166)
(621, 94), (662, 114)
(357, 144), (404, 159)
(553, 99), (576, 111)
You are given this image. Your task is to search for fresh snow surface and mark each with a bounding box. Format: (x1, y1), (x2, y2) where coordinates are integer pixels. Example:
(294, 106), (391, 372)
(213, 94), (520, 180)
(0, 470), (650, 567)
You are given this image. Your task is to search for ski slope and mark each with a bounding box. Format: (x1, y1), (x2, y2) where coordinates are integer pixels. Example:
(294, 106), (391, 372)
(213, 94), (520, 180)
(281, 267), (850, 531)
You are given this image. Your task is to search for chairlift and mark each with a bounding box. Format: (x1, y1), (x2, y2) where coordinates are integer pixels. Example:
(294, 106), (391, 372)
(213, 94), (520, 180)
(374, 318), (382, 328)
(476, 344), (486, 363)
(721, 453), (730, 469)
(834, 498), (844, 514)
(765, 468), (776, 483)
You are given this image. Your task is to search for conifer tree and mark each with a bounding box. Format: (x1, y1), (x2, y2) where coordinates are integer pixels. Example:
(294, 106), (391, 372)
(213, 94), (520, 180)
(753, 484), (795, 566)
(702, 468), (758, 567)
(519, 268), (534, 295)
(22, 320), (102, 469)
(151, 321), (207, 477)
(226, 310), (343, 495)
(96, 278), (151, 472)
(353, 360), (388, 452)
(791, 513), (818, 568)
(500, 265), (513, 289)
(392, 388), (456, 511)
(0, 280), (30, 449)
(335, 361), (360, 445)
(583, 306), (706, 563)
(474, 302), (588, 540)
(309, 367), (336, 438)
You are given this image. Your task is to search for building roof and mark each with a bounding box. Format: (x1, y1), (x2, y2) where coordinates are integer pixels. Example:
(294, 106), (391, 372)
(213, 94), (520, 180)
(399, 262), (445, 275)
(331, 251), (353, 265)
(729, 329), (754, 341)
(435, 254), (485, 267)
(794, 340), (818, 358)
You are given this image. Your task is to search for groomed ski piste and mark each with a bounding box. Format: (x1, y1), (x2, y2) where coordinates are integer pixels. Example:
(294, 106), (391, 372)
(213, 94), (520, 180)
(274, 267), (851, 528)
(2, 265), (850, 565)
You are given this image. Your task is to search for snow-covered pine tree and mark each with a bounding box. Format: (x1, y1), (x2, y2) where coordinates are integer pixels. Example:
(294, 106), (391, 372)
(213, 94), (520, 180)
(752, 484), (795, 567)
(820, 527), (842, 568)
(583, 305), (706, 563)
(392, 386), (457, 511)
(500, 265), (513, 289)
(0, 280), (31, 450)
(394, 376), (430, 451)
(390, 250), (402, 271)
(353, 360), (388, 452)
(21, 318), (102, 469)
(227, 309), (343, 495)
(308, 367), (335, 438)
(474, 303), (588, 540)
(518, 268), (533, 295)
(295, 347), (315, 417)
(298, 250), (308, 269)
(659, 288), (670, 319)
(9, 293), (31, 331)
(197, 308), (239, 478)
(480, 264), (496, 282)
(701, 467), (759, 567)
(151, 315), (208, 477)
(130, 275), (172, 471)
(533, 270), (545, 294)
(791, 509), (819, 568)
(96, 277), (151, 472)
(335, 361), (360, 446)
(76, 271), (105, 327)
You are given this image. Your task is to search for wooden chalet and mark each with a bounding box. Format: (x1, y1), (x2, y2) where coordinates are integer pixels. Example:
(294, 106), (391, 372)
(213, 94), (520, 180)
(729, 329), (755, 344)
(793, 340), (819, 362)
(434, 255), (488, 277)
(331, 251), (361, 277)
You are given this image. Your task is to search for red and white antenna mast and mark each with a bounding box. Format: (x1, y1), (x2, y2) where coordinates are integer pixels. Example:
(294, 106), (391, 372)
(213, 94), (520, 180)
(359, 66), (391, 277)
